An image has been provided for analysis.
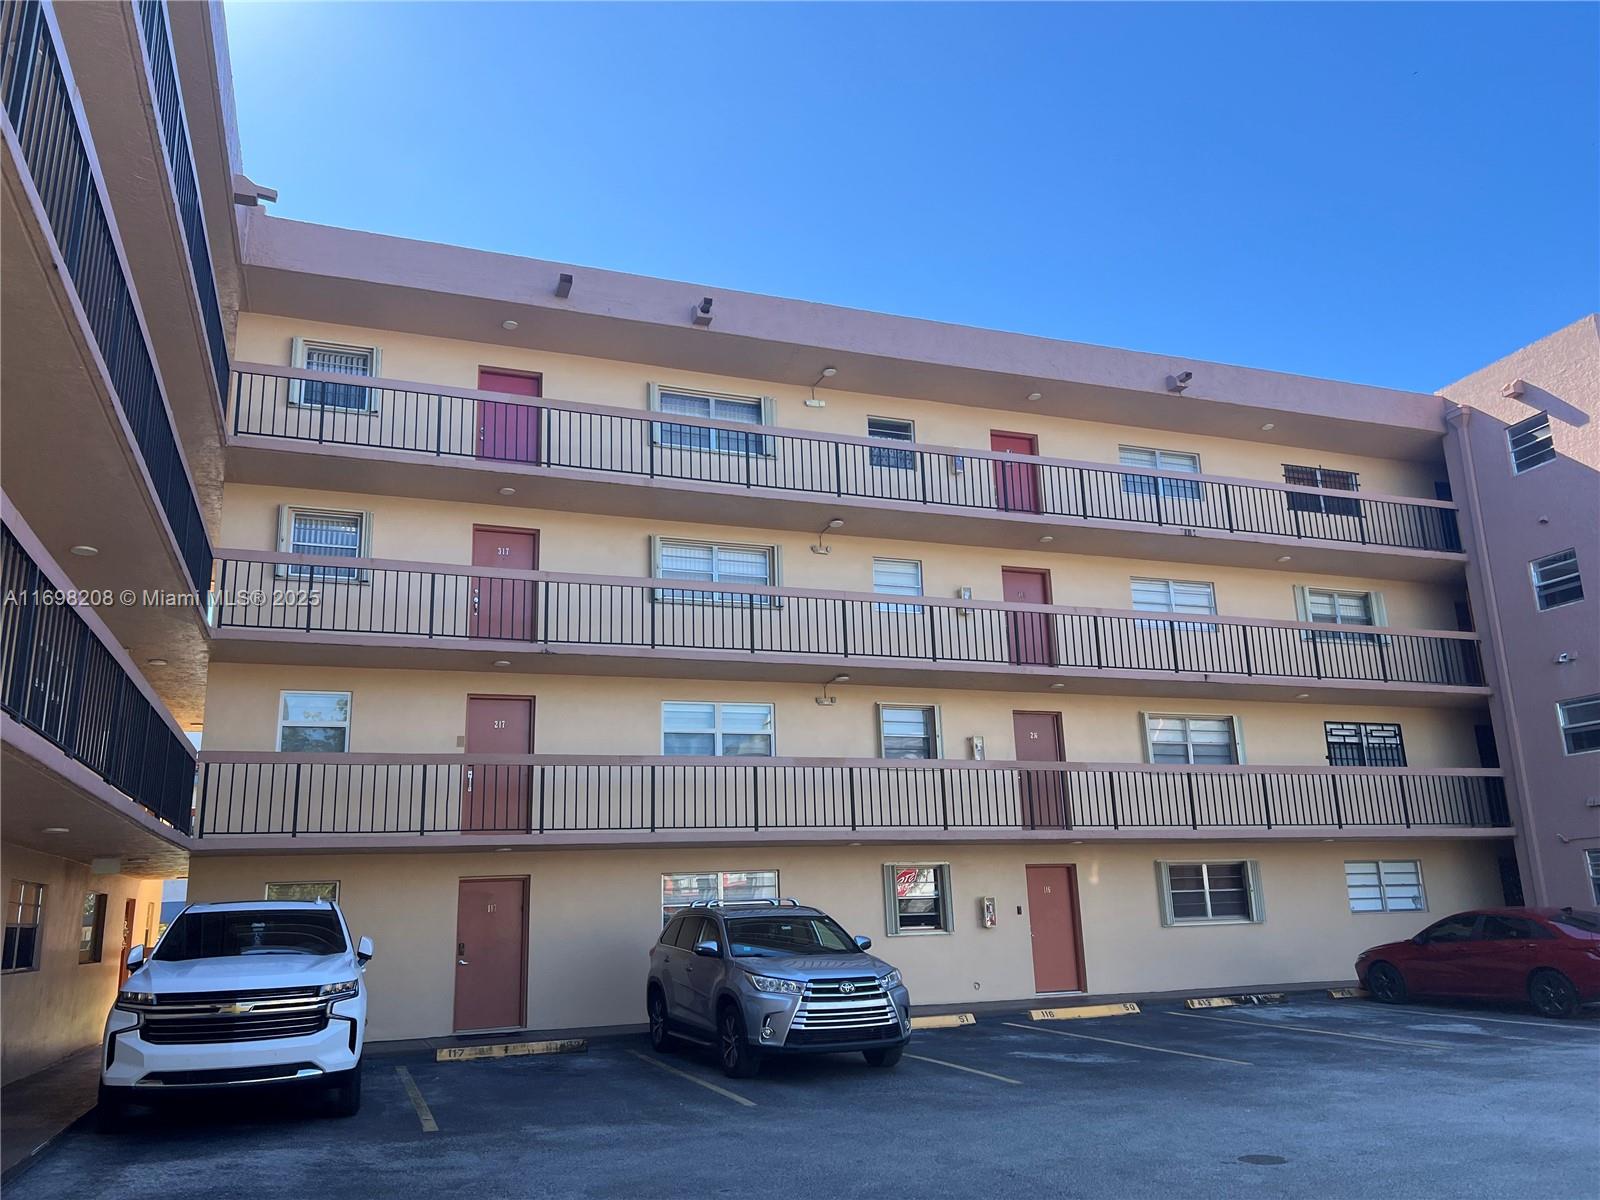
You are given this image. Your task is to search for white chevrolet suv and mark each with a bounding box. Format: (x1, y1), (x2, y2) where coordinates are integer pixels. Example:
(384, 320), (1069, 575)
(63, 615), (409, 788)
(100, 899), (372, 1126)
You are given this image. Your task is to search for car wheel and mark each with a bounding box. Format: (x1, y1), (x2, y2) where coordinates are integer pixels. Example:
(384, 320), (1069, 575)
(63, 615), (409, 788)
(1528, 969), (1580, 1019)
(95, 1083), (129, 1133)
(1366, 962), (1407, 1004)
(328, 1061), (363, 1117)
(717, 1005), (761, 1079)
(863, 1045), (904, 1068)
(648, 988), (672, 1053)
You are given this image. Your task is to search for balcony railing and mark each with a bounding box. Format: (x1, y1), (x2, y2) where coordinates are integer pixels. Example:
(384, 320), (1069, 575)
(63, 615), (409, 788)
(193, 753), (1509, 838)
(210, 552), (1486, 689)
(1, 524), (196, 834)
(230, 366), (1463, 555)
(1, 3), (212, 589)
(133, 0), (229, 406)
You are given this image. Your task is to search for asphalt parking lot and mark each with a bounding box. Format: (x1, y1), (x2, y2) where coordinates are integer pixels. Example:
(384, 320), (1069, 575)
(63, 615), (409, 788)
(8, 995), (1598, 1200)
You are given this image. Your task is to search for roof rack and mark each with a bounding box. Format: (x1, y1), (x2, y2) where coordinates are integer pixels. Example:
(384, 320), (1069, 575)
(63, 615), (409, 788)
(687, 898), (805, 909)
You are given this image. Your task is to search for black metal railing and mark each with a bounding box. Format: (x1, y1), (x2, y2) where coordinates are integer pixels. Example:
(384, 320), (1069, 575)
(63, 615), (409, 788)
(193, 754), (1509, 837)
(210, 555), (1486, 688)
(231, 367), (1463, 554)
(1, 3), (212, 589)
(134, 0), (229, 405)
(1, 525), (196, 833)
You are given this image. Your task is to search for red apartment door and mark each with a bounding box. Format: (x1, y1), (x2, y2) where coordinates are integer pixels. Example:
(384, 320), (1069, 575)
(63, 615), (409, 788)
(471, 527), (538, 640)
(477, 368), (542, 464)
(1014, 711), (1069, 828)
(463, 696), (533, 831)
(1026, 865), (1085, 993)
(454, 877), (528, 1032)
(1002, 567), (1056, 666)
(990, 431), (1041, 512)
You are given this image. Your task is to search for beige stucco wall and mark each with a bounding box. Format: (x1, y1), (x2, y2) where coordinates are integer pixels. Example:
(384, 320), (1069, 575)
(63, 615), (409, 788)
(220, 484), (1467, 632)
(236, 314), (1446, 499)
(0, 843), (164, 1084)
(187, 838), (1502, 1041)
(202, 662), (1482, 766)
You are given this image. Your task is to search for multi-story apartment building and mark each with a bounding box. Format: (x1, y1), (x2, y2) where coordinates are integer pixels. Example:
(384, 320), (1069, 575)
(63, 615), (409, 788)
(3, 2), (1594, 1071)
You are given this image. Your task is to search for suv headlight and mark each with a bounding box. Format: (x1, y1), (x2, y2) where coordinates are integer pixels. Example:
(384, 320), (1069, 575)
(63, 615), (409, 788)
(748, 974), (804, 995)
(319, 979), (360, 999)
(115, 990), (156, 1009)
(879, 969), (902, 990)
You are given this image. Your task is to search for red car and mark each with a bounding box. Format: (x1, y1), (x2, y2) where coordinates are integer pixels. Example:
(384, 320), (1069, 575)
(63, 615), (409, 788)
(1356, 907), (1600, 1018)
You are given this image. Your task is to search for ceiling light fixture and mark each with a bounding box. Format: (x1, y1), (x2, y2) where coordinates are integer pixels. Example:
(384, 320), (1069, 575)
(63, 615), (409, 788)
(492, 659), (512, 668)
(1295, 693), (1310, 700)
(69, 545), (98, 557)
(497, 486), (516, 496)
(1260, 422), (1276, 431)
(1050, 682), (1066, 690)
(43, 827), (69, 834)
(1027, 392), (1042, 402)
(146, 658), (168, 666)
(501, 319), (519, 331)
(1038, 535), (1055, 544)
(1276, 555), (1293, 562)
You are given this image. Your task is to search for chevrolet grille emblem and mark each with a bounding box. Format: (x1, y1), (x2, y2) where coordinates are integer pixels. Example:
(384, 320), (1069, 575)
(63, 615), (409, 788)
(217, 1002), (253, 1016)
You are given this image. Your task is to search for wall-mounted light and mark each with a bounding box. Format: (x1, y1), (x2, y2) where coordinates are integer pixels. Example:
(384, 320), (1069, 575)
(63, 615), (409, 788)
(1167, 371), (1194, 394)
(815, 674), (851, 706)
(812, 518), (846, 555)
(555, 272), (574, 299)
(808, 367), (838, 408)
(692, 297), (714, 326)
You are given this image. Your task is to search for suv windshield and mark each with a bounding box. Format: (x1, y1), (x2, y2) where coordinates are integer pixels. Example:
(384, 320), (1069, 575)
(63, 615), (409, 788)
(155, 910), (347, 961)
(726, 914), (861, 957)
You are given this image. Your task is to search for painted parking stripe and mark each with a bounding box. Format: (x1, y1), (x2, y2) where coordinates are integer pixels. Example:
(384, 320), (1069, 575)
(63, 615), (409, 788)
(624, 1049), (756, 1108)
(1170, 1010), (1454, 1049)
(1002, 1021), (1253, 1066)
(1288, 1005), (1553, 1044)
(395, 1065), (439, 1133)
(1373, 1005), (1600, 1033)
(905, 1052), (1022, 1085)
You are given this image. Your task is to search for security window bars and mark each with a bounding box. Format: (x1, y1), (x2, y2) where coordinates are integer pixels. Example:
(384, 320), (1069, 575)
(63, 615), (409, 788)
(654, 387), (767, 455)
(1159, 861), (1260, 924)
(880, 706), (938, 759)
(1145, 715), (1238, 765)
(284, 509), (363, 581)
(1344, 861), (1425, 913)
(276, 691), (351, 753)
(264, 882), (340, 902)
(662, 702), (775, 757)
(884, 864), (952, 934)
(1284, 464), (1362, 516)
(297, 341), (376, 412)
(1507, 412), (1555, 474)
(1325, 722), (1407, 767)
(79, 892), (107, 964)
(872, 558), (924, 613)
(868, 417), (916, 469)
(1557, 695), (1600, 755)
(661, 870), (779, 923)
(656, 539), (774, 604)
(1531, 549), (1583, 611)
(3, 881), (44, 973)
(1119, 447), (1202, 501)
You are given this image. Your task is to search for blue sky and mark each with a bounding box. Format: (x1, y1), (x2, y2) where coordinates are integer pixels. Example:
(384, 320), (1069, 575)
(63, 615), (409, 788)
(224, 2), (1597, 392)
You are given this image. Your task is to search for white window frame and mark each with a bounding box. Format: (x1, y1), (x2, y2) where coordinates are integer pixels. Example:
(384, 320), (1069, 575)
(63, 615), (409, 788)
(1155, 860), (1264, 926)
(1507, 411), (1555, 474)
(275, 690), (353, 753)
(872, 558), (925, 614)
(1130, 577), (1218, 632)
(877, 703), (942, 759)
(264, 881), (341, 902)
(1343, 860), (1427, 914)
(1118, 445), (1204, 500)
(660, 701), (776, 757)
(883, 863), (954, 936)
(867, 416), (917, 470)
(1556, 695), (1600, 756)
(650, 536), (779, 606)
(1141, 713), (1244, 765)
(3, 880), (45, 974)
(275, 505), (371, 581)
(648, 382), (774, 455)
(1530, 549), (1584, 612)
(1294, 585), (1388, 643)
(290, 337), (381, 413)
(660, 870), (779, 925)
(1587, 850), (1600, 905)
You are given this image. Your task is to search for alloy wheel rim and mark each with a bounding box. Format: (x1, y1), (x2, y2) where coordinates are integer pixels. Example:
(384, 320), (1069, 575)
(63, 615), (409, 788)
(650, 999), (665, 1040)
(721, 1019), (739, 1067)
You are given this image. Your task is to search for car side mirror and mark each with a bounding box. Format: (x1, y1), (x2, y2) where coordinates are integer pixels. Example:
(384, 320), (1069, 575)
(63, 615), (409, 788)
(126, 944), (146, 971)
(357, 935), (374, 965)
(693, 939), (720, 958)
(854, 934), (873, 951)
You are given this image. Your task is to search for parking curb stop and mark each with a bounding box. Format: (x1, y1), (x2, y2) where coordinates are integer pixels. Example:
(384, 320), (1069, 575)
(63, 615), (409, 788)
(436, 1038), (588, 1062)
(1328, 987), (1369, 999)
(1183, 997), (1237, 1009)
(1029, 1002), (1141, 1021)
(911, 1013), (977, 1030)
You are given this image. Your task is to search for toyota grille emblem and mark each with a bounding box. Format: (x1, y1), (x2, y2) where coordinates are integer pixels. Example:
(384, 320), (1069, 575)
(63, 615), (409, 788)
(839, 981), (856, 994)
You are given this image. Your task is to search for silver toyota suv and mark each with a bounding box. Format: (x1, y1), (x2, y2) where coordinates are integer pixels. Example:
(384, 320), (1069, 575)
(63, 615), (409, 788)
(646, 898), (911, 1078)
